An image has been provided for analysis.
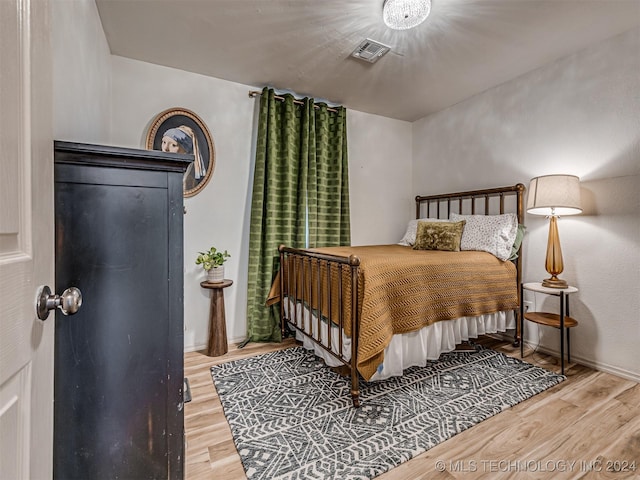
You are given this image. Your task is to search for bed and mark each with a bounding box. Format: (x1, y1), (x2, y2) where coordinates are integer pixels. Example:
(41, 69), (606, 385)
(269, 184), (525, 407)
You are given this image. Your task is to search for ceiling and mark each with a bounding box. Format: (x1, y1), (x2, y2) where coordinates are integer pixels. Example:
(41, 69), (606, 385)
(95, 0), (640, 122)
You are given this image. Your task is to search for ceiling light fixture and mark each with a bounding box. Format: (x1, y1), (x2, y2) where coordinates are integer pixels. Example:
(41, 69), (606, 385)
(383, 0), (432, 31)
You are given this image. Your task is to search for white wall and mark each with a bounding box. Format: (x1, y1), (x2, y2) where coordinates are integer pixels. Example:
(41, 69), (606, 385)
(110, 56), (413, 349)
(110, 57), (256, 348)
(412, 28), (640, 380)
(52, 0), (111, 143)
(530, 175), (639, 379)
(348, 112), (413, 246)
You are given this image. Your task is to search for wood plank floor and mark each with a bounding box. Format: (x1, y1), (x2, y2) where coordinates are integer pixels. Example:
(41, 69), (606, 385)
(184, 337), (640, 479)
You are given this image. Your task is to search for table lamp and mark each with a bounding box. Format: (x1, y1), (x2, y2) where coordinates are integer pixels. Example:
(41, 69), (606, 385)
(527, 174), (582, 288)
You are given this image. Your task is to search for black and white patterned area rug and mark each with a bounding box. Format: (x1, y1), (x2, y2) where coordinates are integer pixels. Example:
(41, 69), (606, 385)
(211, 346), (564, 480)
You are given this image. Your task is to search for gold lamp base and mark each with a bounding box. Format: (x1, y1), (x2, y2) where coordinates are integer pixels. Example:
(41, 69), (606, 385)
(542, 276), (568, 289)
(542, 215), (568, 289)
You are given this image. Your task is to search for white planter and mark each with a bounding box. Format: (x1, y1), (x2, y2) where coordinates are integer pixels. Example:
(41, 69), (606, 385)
(206, 266), (224, 283)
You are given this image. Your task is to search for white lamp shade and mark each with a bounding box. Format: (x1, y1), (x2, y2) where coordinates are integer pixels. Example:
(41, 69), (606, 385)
(383, 0), (431, 30)
(527, 174), (582, 216)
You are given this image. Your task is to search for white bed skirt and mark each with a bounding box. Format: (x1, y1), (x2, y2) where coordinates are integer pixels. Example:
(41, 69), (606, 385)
(284, 300), (515, 381)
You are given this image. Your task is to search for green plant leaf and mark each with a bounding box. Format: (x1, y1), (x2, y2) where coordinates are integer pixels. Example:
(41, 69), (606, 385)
(196, 246), (231, 269)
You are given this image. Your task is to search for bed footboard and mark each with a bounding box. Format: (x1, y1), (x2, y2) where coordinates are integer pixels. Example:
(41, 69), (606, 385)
(278, 245), (362, 407)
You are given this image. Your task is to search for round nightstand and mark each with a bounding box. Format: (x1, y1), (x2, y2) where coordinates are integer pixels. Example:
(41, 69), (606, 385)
(520, 282), (578, 375)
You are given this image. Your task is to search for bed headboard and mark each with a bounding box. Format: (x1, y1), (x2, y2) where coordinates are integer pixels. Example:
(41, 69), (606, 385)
(415, 184), (525, 224)
(415, 183), (526, 346)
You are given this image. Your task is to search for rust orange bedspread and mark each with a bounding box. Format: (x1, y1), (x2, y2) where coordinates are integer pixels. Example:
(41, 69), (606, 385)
(268, 244), (518, 380)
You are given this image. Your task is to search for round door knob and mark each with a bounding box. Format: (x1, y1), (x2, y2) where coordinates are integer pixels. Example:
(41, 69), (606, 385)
(36, 285), (83, 320)
(59, 287), (82, 315)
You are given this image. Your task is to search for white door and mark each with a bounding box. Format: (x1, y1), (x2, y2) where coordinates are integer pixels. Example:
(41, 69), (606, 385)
(0, 0), (54, 479)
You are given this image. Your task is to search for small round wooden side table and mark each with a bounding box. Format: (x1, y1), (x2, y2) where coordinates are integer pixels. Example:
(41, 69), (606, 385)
(200, 279), (233, 357)
(520, 282), (578, 375)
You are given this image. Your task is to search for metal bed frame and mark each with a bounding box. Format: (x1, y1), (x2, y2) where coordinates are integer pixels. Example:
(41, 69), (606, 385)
(278, 183), (525, 407)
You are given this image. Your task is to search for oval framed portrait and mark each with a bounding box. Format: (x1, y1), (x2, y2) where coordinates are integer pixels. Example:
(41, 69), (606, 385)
(146, 107), (215, 198)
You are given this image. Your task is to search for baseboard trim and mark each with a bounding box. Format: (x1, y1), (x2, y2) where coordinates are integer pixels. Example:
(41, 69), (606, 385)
(530, 343), (639, 383)
(184, 343), (207, 353)
(490, 332), (639, 383)
(184, 336), (248, 353)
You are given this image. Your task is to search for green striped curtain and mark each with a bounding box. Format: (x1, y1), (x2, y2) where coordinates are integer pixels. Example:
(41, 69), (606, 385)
(245, 87), (350, 342)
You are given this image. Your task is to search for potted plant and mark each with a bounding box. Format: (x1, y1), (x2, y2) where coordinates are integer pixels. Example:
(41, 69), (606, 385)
(195, 247), (230, 283)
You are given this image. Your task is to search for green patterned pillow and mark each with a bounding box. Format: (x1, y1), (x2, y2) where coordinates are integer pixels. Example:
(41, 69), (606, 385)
(508, 224), (527, 261)
(413, 220), (466, 252)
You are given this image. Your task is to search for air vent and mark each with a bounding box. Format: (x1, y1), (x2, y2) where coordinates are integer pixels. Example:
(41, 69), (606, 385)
(350, 38), (391, 64)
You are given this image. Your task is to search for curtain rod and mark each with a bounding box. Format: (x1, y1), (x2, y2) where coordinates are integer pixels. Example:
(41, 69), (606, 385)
(248, 90), (340, 113)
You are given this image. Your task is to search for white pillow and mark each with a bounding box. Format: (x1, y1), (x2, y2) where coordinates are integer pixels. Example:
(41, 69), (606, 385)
(450, 212), (518, 261)
(399, 218), (450, 246)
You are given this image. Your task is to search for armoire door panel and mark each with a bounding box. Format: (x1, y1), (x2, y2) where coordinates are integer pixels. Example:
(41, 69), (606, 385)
(54, 142), (191, 480)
